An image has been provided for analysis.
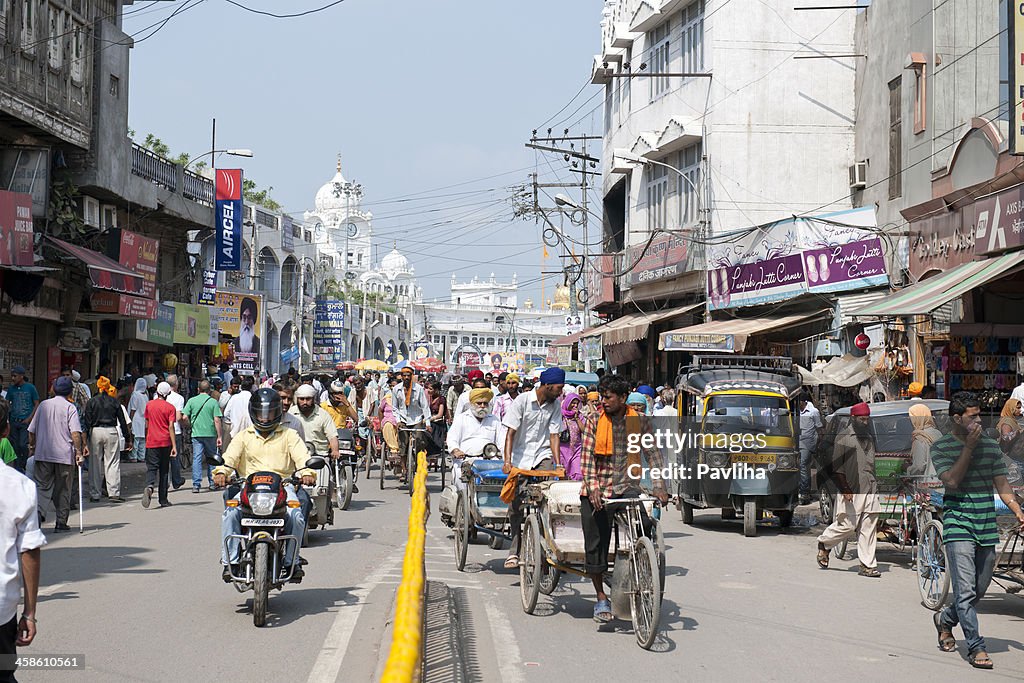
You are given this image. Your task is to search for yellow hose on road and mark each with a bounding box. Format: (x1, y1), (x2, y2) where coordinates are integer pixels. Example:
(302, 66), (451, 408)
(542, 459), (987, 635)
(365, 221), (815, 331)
(381, 450), (429, 682)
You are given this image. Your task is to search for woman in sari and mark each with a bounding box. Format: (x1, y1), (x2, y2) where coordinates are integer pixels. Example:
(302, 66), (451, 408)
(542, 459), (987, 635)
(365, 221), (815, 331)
(559, 393), (585, 481)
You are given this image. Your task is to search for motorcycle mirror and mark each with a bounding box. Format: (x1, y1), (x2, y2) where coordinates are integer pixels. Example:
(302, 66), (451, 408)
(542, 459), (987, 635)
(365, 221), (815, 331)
(305, 456), (328, 470)
(206, 453), (225, 466)
(777, 408), (791, 416)
(305, 442), (318, 457)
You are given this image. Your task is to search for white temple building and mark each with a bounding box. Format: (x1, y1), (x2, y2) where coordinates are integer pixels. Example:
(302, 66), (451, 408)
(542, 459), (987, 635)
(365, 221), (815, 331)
(303, 156), (373, 276)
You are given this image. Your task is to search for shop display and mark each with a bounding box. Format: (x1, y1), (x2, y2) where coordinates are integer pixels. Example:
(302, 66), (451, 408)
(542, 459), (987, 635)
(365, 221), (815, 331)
(945, 336), (1023, 411)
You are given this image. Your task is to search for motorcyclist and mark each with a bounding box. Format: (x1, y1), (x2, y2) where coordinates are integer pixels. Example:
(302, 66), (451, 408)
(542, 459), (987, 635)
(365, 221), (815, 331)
(321, 379), (357, 430)
(446, 387), (501, 490)
(213, 388), (314, 582)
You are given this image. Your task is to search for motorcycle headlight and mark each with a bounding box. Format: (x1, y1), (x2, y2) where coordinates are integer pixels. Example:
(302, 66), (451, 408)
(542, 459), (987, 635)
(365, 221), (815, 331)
(248, 492), (277, 516)
(777, 454), (796, 470)
(339, 440), (353, 450)
(483, 443), (499, 459)
(708, 452), (730, 468)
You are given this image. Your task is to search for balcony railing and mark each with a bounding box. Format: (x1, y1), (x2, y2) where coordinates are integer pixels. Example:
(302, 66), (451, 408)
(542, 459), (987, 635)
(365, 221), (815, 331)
(130, 142), (215, 208)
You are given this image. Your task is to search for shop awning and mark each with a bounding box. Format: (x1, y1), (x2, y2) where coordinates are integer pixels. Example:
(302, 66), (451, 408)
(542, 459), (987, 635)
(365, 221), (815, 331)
(852, 250), (1024, 317)
(550, 325), (602, 347)
(658, 310), (831, 353)
(796, 354), (874, 387)
(46, 236), (147, 295)
(601, 302), (704, 346)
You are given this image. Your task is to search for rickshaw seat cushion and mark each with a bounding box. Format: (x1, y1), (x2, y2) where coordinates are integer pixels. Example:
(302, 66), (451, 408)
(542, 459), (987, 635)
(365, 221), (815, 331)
(470, 459), (507, 481)
(536, 480), (584, 514)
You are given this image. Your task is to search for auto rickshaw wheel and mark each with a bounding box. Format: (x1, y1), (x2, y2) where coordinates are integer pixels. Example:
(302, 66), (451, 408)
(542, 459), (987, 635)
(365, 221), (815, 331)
(721, 508), (737, 520)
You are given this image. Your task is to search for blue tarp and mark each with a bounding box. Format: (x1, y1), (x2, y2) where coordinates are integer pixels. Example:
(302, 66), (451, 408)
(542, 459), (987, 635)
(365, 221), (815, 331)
(564, 371), (600, 387)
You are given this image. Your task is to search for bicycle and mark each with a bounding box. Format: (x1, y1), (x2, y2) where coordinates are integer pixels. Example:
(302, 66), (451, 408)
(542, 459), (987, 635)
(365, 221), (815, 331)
(399, 425), (430, 497)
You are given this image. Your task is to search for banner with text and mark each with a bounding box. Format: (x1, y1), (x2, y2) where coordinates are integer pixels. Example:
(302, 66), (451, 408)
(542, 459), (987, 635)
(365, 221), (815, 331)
(213, 292), (263, 374)
(115, 229), (159, 298)
(0, 190), (33, 267)
(312, 298), (346, 368)
(170, 302), (217, 346)
(136, 303), (174, 346)
(215, 169), (244, 270)
(705, 207), (888, 310)
(199, 269), (217, 305)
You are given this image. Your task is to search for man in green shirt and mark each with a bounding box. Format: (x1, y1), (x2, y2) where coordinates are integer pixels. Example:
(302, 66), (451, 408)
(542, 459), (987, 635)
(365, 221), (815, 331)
(930, 392), (1024, 670)
(0, 402), (14, 466)
(182, 380), (223, 493)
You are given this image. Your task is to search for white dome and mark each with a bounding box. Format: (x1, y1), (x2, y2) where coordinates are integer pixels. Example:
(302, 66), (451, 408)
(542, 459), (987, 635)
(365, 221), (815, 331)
(314, 169), (347, 211)
(381, 247), (410, 275)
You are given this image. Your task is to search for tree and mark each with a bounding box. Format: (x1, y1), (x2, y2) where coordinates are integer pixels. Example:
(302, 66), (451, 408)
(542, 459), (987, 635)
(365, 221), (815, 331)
(242, 178), (282, 211)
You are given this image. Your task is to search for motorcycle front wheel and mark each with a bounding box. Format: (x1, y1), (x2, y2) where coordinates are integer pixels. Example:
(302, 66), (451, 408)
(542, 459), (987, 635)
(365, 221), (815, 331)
(336, 464), (353, 511)
(253, 544), (270, 627)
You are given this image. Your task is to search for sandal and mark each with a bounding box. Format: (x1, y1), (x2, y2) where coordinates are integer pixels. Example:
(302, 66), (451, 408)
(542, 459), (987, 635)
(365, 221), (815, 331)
(933, 612), (956, 652)
(969, 651), (994, 669)
(816, 544), (829, 569)
(593, 599), (613, 623)
(504, 555), (519, 569)
(858, 564), (881, 578)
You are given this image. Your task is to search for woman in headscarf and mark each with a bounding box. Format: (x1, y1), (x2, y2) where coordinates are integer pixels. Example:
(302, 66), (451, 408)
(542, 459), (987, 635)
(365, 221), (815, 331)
(626, 392), (649, 415)
(560, 393), (585, 481)
(997, 398), (1024, 460)
(906, 403), (942, 479)
(127, 377), (149, 463)
(585, 391), (602, 418)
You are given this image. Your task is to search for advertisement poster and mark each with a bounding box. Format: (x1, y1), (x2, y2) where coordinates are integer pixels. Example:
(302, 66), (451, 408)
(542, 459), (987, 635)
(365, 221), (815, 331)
(579, 336), (603, 362)
(90, 291), (158, 319)
(199, 269), (217, 306)
(312, 298), (346, 368)
(705, 207), (889, 310)
(57, 327), (91, 353)
(136, 303), (174, 346)
(0, 190), (33, 267)
(620, 232), (692, 290)
(170, 302), (217, 345)
(116, 229), (159, 298)
(214, 292), (263, 373)
(215, 169), (244, 271)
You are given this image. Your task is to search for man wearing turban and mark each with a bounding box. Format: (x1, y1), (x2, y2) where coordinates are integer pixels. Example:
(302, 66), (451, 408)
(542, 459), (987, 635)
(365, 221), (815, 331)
(82, 377), (129, 503)
(446, 386), (501, 490)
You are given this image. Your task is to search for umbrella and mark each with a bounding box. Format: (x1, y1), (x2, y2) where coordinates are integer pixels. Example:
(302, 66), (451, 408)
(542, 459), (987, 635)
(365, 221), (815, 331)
(391, 359), (410, 371)
(356, 359), (389, 371)
(335, 360), (356, 371)
(411, 358), (445, 373)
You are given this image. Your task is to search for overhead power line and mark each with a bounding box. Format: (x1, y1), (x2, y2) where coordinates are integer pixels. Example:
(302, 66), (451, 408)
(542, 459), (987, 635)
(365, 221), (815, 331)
(224, 0), (347, 18)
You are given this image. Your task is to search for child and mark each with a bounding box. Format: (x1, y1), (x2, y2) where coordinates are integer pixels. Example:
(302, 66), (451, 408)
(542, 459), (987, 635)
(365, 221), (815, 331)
(0, 401), (15, 466)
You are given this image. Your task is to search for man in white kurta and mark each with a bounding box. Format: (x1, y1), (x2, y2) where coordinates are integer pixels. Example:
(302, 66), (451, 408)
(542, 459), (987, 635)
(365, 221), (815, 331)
(815, 402), (881, 577)
(446, 387), (501, 490)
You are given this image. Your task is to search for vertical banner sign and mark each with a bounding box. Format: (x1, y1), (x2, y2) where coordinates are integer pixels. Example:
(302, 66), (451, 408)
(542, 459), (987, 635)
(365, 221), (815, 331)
(214, 292), (262, 374)
(215, 169), (244, 270)
(1012, 0), (1024, 155)
(312, 298), (346, 368)
(281, 214), (294, 253)
(0, 190), (34, 266)
(199, 270), (217, 305)
(117, 229), (159, 298)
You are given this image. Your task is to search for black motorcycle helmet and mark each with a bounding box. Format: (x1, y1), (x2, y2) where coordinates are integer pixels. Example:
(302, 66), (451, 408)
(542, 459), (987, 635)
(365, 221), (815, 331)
(249, 387), (283, 434)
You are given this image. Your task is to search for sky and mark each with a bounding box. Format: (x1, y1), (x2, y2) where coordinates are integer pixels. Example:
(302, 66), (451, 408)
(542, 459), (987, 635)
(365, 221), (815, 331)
(125, 0), (603, 303)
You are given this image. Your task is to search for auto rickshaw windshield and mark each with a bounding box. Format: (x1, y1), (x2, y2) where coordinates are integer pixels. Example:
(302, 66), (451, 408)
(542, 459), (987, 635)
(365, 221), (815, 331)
(703, 394), (794, 437)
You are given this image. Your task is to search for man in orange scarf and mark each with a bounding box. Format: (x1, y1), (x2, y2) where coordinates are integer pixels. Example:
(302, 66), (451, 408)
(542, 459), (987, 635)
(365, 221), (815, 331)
(580, 374), (668, 623)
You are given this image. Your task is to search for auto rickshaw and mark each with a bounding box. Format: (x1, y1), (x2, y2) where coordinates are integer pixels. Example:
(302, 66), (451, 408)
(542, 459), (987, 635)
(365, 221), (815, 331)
(675, 355), (803, 536)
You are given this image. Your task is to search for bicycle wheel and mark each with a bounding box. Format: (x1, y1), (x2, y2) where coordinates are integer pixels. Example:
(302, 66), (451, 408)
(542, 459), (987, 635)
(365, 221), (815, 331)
(629, 536), (662, 650)
(538, 564), (561, 595)
(407, 441), (416, 497)
(917, 519), (951, 611)
(520, 514), (543, 614)
(454, 493), (469, 571)
(653, 518), (666, 595)
(364, 437), (372, 478)
(379, 439), (386, 490)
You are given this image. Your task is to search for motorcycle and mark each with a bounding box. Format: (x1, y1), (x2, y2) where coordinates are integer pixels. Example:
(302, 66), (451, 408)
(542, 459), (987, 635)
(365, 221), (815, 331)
(215, 454), (327, 627)
(335, 426), (360, 511)
(303, 445), (335, 539)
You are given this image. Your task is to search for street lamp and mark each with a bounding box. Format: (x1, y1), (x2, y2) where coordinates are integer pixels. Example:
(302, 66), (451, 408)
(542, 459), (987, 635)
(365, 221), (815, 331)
(184, 148), (254, 170)
(613, 150), (704, 229)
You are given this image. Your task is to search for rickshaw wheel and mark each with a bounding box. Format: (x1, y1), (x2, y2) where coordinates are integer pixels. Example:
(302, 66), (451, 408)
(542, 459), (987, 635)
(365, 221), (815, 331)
(918, 519), (951, 610)
(454, 493), (469, 572)
(630, 536), (662, 650)
(680, 501), (694, 524)
(742, 500), (757, 537)
(653, 518), (666, 594)
(520, 515), (543, 614)
(538, 566), (561, 595)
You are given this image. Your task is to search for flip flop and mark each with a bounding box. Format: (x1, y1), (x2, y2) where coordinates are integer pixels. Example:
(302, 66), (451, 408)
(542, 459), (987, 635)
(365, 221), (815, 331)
(969, 651), (994, 669)
(933, 612), (956, 652)
(504, 555), (519, 569)
(593, 599), (613, 623)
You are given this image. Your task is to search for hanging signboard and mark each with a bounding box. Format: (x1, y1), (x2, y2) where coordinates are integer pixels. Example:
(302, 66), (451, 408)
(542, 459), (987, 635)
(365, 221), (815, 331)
(0, 190), (33, 267)
(170, 302), (217, 345)
(136, 303), (175, 346)
(214, 292), (263, 373)
(1010, 0), (1024, 155)
(312, 298), (346, 368)
(114, 229), (159, 299)
(579, 336), (603, 362)
(215, 169), (244, 270)
(199, 269), (217, 306)
(706, 207), (888, 310)
(620, 232), (692, 290)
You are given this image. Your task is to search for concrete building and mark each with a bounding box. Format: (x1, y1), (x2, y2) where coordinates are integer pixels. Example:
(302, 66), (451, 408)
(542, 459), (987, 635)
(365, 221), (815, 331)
(591, 0), (863, 379)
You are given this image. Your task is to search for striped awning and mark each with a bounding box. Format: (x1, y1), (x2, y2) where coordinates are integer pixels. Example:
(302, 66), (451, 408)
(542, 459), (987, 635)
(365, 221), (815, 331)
(852, 251), (1024, 317)
(600, 302), (703, 346)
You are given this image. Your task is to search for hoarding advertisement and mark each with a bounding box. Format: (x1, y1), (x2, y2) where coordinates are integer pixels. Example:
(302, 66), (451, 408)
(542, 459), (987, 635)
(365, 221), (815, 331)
(117, 229), (159, 298)
(199, 269), (217, 305)
(312, 298), (346, 368)
(215, 169), (244, 271)
(214, 292), (263, 374)
(0, 190), (34, 267)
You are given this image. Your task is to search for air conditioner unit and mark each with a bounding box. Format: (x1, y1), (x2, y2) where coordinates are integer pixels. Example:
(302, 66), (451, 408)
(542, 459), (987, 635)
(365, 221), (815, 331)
(101, 204), (117, 231)
(849, 161), (867, 189)
(82, 196), (100, 227)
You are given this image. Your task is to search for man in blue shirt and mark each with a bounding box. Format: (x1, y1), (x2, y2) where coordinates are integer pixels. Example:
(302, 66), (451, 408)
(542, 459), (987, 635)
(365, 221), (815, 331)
(5, 366), (39, 473)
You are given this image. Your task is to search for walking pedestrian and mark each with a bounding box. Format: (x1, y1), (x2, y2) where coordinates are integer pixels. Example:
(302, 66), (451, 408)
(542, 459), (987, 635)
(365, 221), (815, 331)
(930, 392), (1024, 670)
(165, 374), (187, 489)
(81, 377), (128, 503)
(798, 393), (823, 505)
(27, 377), (85, 532)
(815, 402), (881, 578)
(5, 367), (39, 473)
(142, 382), (178, 509)
(0, 399), (44, 682)
(182, 380), (222, 492)
(128, 378), (148, 463)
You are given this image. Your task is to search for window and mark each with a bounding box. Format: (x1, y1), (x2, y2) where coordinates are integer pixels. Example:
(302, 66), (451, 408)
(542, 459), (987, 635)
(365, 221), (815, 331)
(461, 336), (469, 345)
(21, 0), (35, 46)
(47, 4), (62, 68)
(680, 0), (704, 74)
(497, 337), (504, 347)
(255, 209), (276, 229)
(486, 337), (494, 347)
(888, 77), (902, 200)
(471, 335), (478, 345)
(678, 141), (702, 227)
(646, 163), (669, 231)
(520, 339), (529, 348)
(647, 19), (671, 101)
(450, 335), (457, 344)
(604, 83), (613, 134)
(70, 21), (83, 82)
(108, 74), (119, 98)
